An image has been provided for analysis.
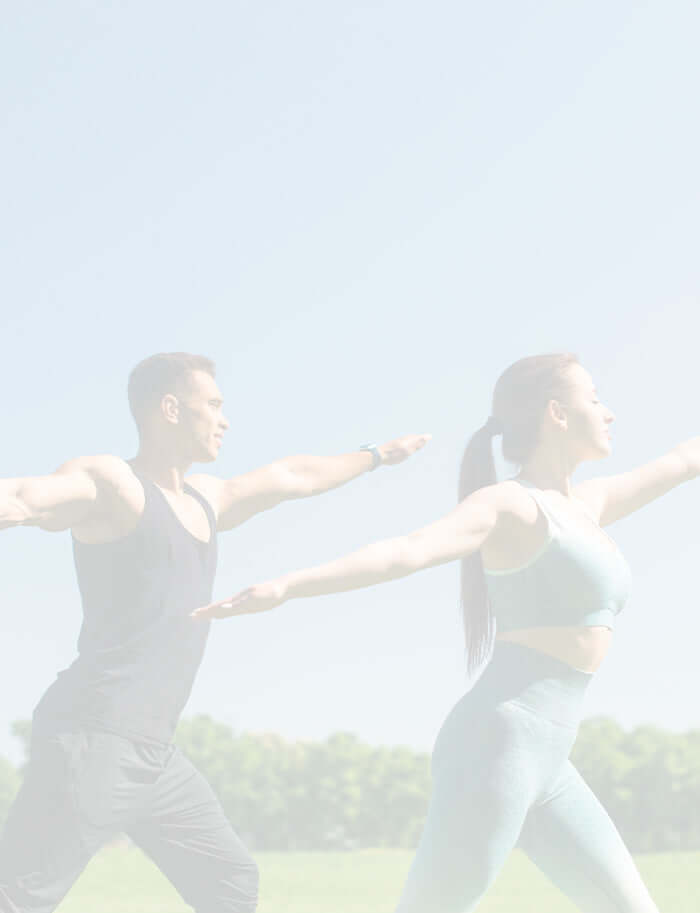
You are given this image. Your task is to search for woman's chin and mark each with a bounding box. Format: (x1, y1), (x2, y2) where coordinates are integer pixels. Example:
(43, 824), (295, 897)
(586, 441), (611, 461)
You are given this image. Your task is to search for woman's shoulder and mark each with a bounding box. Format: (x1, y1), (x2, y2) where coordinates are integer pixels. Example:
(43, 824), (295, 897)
(462, 479), (542, 535)
(477, 480), (550, 567)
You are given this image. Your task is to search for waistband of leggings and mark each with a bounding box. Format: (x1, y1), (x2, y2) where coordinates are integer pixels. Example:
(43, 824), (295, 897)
(471, 640), (594, 724)
(489, 639), (594, 687)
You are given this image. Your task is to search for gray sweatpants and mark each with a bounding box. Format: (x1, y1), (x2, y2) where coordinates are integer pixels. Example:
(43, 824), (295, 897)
(0, 728), (258, 913)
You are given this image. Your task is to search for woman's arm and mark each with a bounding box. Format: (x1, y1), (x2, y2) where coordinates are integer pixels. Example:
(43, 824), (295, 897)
(573, 436), (699, 526)
(192, 484), (505, 618)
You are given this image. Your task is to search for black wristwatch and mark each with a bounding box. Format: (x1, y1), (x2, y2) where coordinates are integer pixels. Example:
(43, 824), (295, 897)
(360, 443), (383, 471)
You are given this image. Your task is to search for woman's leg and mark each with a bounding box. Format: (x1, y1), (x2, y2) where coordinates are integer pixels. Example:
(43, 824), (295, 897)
(394, 704), (543, 913)
(517, 760), (660, 913)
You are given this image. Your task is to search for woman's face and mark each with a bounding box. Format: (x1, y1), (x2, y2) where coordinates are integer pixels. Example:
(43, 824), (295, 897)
(557, 364), (616, 460)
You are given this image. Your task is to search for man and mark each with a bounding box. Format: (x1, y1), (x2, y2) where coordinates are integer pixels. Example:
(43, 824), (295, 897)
(0, 351), (429, 913)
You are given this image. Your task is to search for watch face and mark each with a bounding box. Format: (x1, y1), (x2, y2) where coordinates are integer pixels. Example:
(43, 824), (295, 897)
(360, 444), (380, 469)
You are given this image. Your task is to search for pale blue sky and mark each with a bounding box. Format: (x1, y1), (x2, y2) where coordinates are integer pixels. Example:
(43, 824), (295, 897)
(1, 2), (698, 762)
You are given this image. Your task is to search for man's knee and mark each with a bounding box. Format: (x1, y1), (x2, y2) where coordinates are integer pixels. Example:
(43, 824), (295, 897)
(199, 856), (259, 913)
(238, 859), (260, 913)
(232, 858), (259, 911)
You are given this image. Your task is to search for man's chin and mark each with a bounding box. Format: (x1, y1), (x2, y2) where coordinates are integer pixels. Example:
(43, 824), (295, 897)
(192, 449), (218, 464)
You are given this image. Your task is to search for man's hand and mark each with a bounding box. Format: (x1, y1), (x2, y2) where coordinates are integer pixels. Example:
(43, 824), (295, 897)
(377, 433), (432, 467)
(191, 580), (288, 620)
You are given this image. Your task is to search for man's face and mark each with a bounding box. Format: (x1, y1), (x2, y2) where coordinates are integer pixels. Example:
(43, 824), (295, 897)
(174, 370), (230, 462)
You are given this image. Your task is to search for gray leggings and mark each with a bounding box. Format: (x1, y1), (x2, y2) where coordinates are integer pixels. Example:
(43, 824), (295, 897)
(396, 642), (659, 913)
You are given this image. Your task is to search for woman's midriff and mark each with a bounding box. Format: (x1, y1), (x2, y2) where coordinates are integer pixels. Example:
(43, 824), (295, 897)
(495, 625), (613, 673)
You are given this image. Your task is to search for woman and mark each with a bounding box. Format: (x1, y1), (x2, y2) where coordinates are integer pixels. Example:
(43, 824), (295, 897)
(194, 353), (699, 912)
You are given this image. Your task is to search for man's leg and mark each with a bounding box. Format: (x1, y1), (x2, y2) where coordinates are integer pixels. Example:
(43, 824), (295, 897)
(126, 745), (259, 913)
(0, 731), (116, 913)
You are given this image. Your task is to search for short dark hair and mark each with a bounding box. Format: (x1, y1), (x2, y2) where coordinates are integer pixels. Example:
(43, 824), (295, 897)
(127, 352), (216, 430)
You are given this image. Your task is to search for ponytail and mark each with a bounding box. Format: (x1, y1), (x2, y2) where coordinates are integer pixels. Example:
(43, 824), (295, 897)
(458, 353), (579, 675)
(458, 421), (502, 675)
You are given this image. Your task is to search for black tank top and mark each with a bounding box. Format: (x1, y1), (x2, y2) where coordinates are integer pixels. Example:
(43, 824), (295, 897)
(33, 465), (217, 745)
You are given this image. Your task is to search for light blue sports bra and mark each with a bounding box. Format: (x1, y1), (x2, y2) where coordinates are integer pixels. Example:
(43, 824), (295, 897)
(483, 479), (632, 632)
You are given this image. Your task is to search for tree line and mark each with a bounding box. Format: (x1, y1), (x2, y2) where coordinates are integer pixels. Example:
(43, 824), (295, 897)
(1, 714), (698, 852)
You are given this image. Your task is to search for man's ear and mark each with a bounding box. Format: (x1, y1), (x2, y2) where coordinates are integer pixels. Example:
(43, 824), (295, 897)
(161, 393), (180, 425)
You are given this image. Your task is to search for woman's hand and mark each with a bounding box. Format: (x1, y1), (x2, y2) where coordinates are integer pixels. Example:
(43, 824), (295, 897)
(191, 579), (288, 619)
(675, 436), (700, 479)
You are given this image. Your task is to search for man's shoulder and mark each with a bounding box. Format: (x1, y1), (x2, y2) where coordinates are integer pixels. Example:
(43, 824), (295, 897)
(59, 454), (133, 486)
(66, 456), (145, 539)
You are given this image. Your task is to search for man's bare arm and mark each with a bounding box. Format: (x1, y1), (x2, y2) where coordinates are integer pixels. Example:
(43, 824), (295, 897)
(188, 433), (431, 532)
(573, 436), (699, 526)
(0, 455), (121, 532)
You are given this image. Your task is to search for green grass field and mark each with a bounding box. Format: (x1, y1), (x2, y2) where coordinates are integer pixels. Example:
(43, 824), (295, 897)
(55, 843), (699, 912)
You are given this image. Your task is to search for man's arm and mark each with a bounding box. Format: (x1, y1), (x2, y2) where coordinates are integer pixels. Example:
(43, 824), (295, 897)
(0, 455), (118, 532)
(572, 436), (699, 527)
(188, 433), (431, 532)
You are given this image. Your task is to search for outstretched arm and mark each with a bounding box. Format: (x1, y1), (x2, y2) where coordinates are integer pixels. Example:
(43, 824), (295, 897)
(0, 456), (116, 532)
(192, 484), (504, 618)
(188, 433), (431, 531)
(573, 436), (699, 526)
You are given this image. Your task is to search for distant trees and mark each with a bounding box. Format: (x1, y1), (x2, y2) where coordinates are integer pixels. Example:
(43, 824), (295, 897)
(174, 716), (430, 850)
(174, 714), (700, 853)
(0, 755), (19, 829)
(1, 714), (699, 852)
(571, 716), (700, 852)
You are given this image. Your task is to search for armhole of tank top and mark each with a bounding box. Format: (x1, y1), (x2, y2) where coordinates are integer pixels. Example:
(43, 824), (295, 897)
(184, 483), (217, 541)
(522, 487), (559, 528)
(72, 470), (149, 547)
(483, 484), (558, 576)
